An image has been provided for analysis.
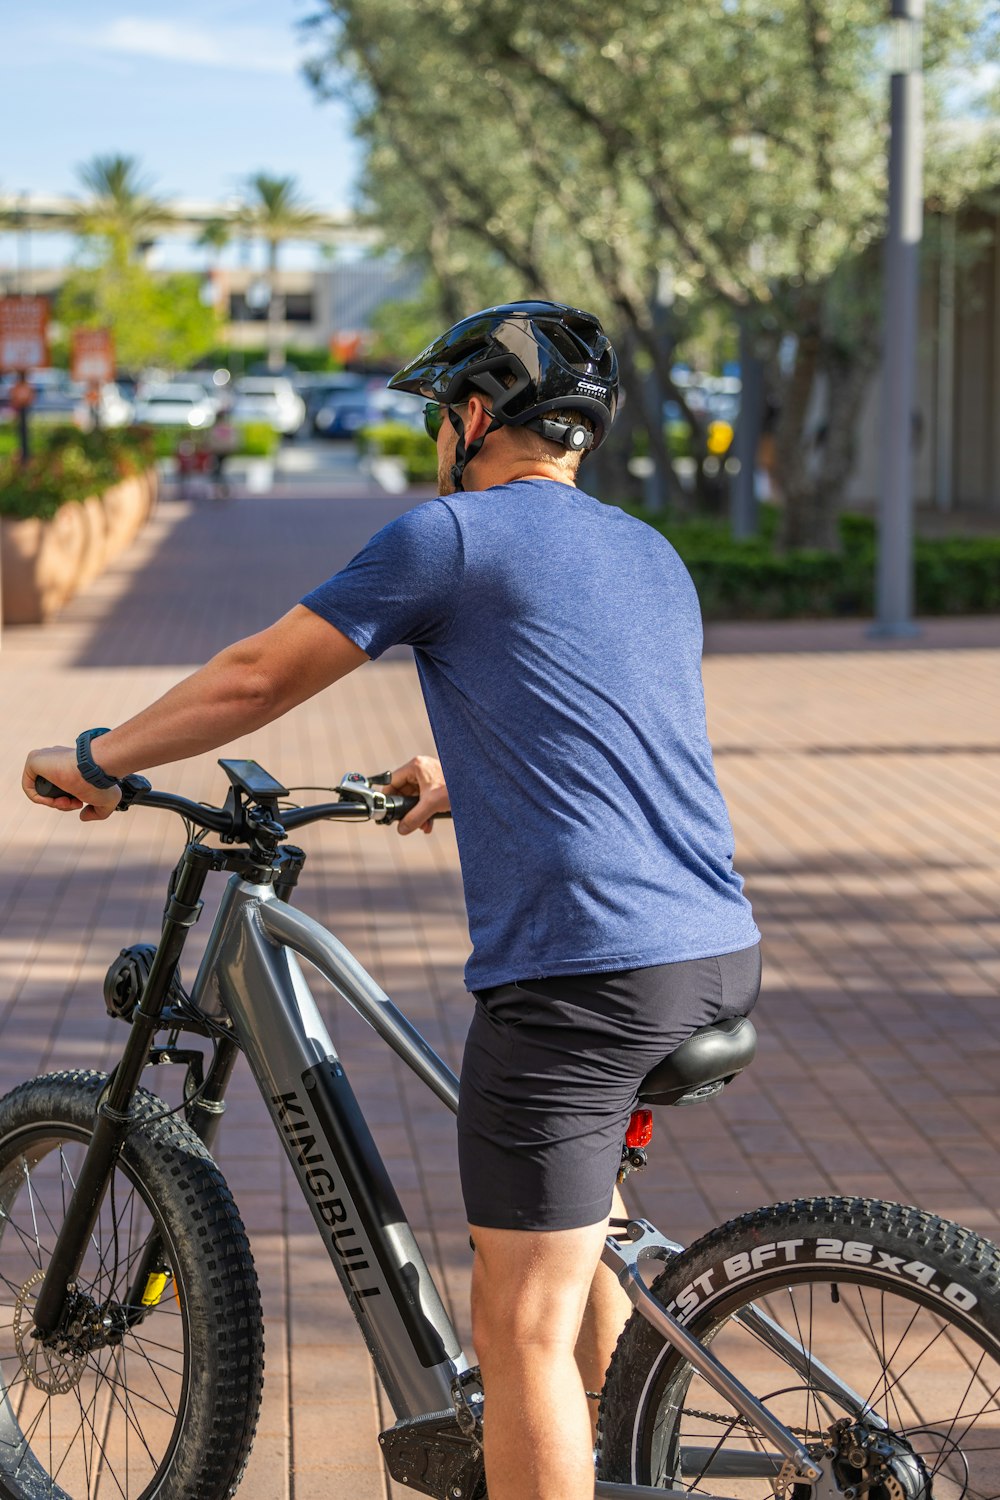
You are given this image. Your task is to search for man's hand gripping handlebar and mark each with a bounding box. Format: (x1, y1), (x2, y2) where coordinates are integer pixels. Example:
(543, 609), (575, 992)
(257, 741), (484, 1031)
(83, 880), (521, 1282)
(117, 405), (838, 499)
(382, 755), (451, 835)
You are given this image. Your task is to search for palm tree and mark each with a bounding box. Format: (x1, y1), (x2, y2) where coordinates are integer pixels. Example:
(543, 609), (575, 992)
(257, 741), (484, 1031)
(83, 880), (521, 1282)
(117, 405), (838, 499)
(238, 174), (319, 369)
(74, 154), (170, 262)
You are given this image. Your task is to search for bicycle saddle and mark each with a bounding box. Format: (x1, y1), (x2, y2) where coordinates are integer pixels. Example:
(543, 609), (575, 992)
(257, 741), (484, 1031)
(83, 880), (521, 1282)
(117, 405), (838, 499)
(637, 1016), (757, 1107)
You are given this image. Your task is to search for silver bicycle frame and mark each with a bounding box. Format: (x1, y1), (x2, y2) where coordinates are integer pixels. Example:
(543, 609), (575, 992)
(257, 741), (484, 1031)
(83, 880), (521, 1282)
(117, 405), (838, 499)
(187, 871), (877, 1484)
(190, 875), (467, 1418)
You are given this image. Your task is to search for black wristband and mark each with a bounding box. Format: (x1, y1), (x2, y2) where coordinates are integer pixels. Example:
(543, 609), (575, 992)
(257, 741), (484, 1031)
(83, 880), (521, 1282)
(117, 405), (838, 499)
(76, 728), (119, 791)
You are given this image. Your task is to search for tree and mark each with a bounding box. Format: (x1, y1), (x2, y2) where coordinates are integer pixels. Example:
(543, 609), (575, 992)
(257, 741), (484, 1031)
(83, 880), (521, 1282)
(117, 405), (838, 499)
(304, 0), (996, 543)
(74, 154), (170, 262)
(238, 174), (319, 369)
(58, 258), (220, 372)
(61, 154), (217, 371)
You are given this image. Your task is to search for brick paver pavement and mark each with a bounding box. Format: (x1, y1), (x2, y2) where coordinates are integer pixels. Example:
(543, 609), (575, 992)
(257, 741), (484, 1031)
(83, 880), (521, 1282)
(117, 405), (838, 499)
(1, 477), (999, 1497)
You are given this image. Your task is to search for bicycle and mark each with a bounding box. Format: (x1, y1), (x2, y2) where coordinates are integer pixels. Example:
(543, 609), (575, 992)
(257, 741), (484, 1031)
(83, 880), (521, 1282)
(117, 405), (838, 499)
(4, 756), (999, 1499)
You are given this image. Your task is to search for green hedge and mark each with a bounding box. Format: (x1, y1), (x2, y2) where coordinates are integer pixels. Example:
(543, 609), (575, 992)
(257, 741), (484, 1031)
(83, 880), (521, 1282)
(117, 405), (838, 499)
(147, 423), (279, 459)
(359, 421), (437, 483)
(0, 427), (156, 521)
(632, 507), (1000, 619)
(199, 345), (337, 374)
(236, 422), (279, 458)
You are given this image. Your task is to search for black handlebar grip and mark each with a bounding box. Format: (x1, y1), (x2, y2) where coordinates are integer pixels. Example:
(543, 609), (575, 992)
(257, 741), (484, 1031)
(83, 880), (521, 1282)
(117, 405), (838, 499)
(35, 775), (72, 800)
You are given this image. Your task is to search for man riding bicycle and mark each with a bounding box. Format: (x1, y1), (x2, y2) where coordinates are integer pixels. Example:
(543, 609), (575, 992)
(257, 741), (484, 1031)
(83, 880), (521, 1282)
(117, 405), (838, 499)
(23, 301), (760, 1500)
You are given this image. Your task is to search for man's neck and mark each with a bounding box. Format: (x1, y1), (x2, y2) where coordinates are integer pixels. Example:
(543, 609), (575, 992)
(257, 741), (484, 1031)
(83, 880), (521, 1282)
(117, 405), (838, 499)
(465, 459), (576, 491)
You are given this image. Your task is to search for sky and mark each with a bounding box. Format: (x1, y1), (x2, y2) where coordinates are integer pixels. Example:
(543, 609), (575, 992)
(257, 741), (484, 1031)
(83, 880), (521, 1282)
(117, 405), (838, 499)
(0, 1), (360, 271)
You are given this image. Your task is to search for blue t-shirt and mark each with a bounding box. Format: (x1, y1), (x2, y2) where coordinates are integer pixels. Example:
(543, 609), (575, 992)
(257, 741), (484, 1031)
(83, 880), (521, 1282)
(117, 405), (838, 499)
(301, 479), (759, 990)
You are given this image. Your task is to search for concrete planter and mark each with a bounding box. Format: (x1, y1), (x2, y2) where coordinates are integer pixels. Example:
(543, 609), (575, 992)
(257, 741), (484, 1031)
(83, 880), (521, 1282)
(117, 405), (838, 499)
(1, 468), (157, 626)
(77, 495), (108, 589)
(1, 503), (87, 625)
(102, 472), (155, 563)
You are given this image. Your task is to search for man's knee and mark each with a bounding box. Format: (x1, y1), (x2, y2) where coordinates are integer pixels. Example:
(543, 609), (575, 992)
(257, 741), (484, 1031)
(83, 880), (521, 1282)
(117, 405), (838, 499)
(470, 1221), (608, 1359)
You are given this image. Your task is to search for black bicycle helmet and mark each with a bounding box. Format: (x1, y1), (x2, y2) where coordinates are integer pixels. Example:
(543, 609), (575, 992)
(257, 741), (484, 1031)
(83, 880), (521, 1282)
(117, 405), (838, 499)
(389, 300), (619, 489)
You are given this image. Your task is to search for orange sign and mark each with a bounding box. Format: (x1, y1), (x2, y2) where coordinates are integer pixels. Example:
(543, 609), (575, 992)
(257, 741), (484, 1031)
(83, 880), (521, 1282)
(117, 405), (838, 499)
(71, 327), (115, 385)
(0, 297), (49, 372)
(330, 331), (363, 366)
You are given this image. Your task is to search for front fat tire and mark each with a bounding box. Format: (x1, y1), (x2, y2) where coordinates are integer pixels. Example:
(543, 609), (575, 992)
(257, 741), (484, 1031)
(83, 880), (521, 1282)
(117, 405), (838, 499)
(0, 1070), (264, 1500)
(598, 1196), (1000, 1493)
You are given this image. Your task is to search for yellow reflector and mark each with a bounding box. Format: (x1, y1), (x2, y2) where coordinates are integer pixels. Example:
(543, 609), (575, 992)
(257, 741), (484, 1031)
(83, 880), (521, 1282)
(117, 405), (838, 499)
(142, 1272), (170, 1307)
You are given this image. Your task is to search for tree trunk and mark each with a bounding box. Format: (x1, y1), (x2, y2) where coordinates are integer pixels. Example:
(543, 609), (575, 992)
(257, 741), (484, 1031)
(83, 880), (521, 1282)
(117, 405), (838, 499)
(774, 296), (825, 548)
(777, 314), (880, 551)
(585, 350), (643, 505)
(267, 241), (284, 371)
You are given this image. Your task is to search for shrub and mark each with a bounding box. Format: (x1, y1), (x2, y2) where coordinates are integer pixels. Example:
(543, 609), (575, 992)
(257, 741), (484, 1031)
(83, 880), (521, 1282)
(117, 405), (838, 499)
(0, 427), (156, 522)
(236, 422), (279, 458)
(627, 505), (1000, 620)
(360, 421), (437, 483)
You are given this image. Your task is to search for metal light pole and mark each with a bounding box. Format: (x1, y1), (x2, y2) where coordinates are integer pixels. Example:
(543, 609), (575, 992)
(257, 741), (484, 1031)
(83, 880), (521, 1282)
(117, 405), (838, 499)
(873, 0), (924, 636)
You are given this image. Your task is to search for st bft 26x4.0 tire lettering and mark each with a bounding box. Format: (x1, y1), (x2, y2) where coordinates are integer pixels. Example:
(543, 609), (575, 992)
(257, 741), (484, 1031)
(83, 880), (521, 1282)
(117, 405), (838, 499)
(598, 1196), (1000, 1499)
(0, 1070), (265, 1499)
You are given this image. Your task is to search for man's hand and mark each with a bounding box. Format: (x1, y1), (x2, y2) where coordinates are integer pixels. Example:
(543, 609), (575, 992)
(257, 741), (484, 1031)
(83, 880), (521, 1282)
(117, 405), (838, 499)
(389, 755), (450, 835)
(22, 746), (121, 822)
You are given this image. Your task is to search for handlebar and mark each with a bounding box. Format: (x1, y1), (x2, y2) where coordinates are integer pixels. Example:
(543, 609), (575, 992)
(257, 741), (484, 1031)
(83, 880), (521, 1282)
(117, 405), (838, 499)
(33, 773), (448, 837)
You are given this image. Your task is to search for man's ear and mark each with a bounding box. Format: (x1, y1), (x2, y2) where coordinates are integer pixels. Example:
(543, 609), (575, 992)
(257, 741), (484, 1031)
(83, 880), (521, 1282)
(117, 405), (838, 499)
(465, 395), (495, 441)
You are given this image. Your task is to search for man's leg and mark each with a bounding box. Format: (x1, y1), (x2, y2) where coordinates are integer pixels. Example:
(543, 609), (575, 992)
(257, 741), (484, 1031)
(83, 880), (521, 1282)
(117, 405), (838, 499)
(576, 1184), (635, 1419)
(471, 1216), (610, 1500)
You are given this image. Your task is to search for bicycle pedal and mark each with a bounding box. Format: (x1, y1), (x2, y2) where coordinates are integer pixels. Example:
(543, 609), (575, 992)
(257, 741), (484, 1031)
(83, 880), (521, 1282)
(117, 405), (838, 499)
(379, 1408), (482, 1498)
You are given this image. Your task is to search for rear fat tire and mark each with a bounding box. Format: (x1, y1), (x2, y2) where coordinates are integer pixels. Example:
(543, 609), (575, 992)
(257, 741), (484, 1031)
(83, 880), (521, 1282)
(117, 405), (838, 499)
(598, 1196), (1000, 1491)
(0, 1070), (264, 1499)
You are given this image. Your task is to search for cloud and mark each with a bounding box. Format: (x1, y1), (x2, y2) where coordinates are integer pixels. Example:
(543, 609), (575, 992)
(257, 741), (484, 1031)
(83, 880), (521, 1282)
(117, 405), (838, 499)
(69, 16), (301, 75)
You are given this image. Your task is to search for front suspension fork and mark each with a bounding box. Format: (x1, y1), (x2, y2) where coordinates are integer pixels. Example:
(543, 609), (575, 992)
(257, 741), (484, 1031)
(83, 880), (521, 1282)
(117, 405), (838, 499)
(121, 1034), (242, 1319)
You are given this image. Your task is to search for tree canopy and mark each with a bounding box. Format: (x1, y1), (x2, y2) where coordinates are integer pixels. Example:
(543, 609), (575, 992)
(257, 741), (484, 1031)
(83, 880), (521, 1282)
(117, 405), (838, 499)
(305, 0), (998, 540)
(73, 153), (171, 258)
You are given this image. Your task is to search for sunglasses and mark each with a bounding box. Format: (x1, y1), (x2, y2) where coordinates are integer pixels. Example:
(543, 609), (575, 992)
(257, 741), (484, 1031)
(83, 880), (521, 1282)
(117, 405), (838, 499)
(423, 402), (447, 441)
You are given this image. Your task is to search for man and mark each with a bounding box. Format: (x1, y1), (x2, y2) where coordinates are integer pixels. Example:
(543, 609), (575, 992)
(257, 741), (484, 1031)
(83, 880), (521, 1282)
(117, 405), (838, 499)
(24, 301), (760, 1500)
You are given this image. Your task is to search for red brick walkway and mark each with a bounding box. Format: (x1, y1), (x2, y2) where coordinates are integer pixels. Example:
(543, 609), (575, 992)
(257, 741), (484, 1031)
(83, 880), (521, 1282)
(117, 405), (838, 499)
(1, 480), (999, 1496)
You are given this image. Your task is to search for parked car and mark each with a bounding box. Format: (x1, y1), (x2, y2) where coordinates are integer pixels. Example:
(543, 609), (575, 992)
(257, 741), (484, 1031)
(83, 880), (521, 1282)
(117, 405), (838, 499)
(93, 382), (134, 428)
(133, 383), (217, 428)
(230, 377), (305, 436)
(313, 383), (423, 439)
(185, 368), (232, 408)
(304, 375), (367, 435)
(312, 390), (376, 439)
(365, 385), (425, 430)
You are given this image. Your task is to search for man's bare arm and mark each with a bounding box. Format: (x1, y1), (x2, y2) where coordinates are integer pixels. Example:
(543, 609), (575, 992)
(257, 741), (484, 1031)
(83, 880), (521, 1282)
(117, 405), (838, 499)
(23, 606), (368, 819)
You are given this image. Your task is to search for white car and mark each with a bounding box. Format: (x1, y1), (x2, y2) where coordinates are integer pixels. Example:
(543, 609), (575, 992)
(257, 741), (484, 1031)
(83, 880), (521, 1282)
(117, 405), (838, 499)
(94, 383), (134, 428)
(133, 383), (217, 428)
(230, 377), (305, 436)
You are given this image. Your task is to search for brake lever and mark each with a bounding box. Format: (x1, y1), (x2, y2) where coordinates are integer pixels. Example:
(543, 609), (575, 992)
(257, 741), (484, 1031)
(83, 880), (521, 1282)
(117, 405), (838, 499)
(365, 770), (452, 821)
(337, 772), (391, 821)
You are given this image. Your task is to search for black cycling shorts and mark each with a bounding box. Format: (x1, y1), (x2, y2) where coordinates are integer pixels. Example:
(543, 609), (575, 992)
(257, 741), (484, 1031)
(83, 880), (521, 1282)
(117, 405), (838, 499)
(457, 944), (761, 1232)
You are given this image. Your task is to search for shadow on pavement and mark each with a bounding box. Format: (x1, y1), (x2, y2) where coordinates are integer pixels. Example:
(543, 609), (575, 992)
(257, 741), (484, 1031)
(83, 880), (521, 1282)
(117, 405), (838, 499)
(70, 491), (412, 669)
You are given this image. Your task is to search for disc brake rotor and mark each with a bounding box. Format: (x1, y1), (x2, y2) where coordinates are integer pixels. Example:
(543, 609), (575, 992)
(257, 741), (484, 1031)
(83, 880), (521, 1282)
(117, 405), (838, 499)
(13, 1270), (90, 1396)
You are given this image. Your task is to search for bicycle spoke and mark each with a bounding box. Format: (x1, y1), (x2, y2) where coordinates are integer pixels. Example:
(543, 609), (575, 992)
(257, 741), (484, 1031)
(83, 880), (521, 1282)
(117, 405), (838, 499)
(101, 1343), (161, 1473)
(854, 1283), (912, 1435)
(125, 1331), (178, 1412)
(21, 1162), (45, 1271)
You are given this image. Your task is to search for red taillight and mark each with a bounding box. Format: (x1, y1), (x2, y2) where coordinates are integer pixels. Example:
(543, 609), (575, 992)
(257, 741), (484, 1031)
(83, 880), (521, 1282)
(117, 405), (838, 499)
(625, 1109), (653, 1149)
